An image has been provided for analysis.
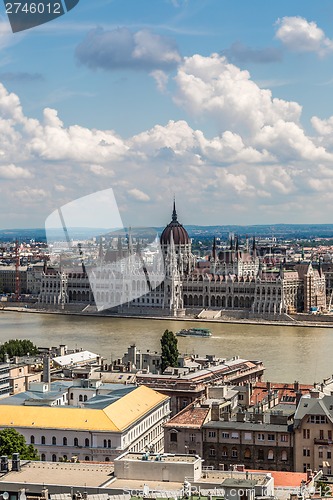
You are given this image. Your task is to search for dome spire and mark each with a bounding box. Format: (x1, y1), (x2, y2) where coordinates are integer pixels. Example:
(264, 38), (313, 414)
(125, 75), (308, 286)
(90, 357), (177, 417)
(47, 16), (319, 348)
(172, 197), (177, 222)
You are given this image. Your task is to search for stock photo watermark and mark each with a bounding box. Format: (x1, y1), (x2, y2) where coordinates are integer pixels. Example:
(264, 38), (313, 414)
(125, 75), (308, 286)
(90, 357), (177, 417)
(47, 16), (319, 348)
(3, 0), (80, 33)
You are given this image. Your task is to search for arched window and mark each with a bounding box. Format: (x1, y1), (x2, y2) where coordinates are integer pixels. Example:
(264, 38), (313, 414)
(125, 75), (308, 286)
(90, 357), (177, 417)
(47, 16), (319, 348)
(41, 436), (46, 445)
(108, 439), (111, 448)
(70, 393), (73, 400)
(30, 435), (35, 444)
(52, 454), (57, 462)
(85, 438), (89, 447)
(79, 395), (83, 402)
(85, 456), (90, 461)
(258, 449), (264, 460)
(74, 438), (78, 447)
(268, 449), (274, 460)
(41, 453), (46, 461)
(63, 437), (67, 446)
(84, 395), (88, 402)
(105, 457), (110, 462)
(52, 436), (56, 445)
(281, 450), (288, 461)
(104, 439), (107, 448)
(244, 448), (251, 459)
(231, 447), (238, 458)
(63, 455), (67, 461)
(222, 447), (228, 457)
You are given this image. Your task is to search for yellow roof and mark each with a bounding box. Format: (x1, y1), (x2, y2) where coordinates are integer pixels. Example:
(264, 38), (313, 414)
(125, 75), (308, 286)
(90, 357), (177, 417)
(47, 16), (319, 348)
(0, 386), (169, 433)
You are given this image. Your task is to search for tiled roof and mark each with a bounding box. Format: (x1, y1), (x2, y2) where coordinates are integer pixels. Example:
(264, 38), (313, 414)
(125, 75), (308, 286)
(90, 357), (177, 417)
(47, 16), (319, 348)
(164, 403), (209, 429)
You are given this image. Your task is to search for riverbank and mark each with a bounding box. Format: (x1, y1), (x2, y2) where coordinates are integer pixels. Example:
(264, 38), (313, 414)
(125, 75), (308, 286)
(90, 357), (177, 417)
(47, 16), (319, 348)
(2, 305), (333, 329)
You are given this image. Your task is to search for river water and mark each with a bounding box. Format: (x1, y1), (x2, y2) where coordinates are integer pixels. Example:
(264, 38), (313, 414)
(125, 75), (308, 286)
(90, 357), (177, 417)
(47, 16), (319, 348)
(0, 311), (331, 384)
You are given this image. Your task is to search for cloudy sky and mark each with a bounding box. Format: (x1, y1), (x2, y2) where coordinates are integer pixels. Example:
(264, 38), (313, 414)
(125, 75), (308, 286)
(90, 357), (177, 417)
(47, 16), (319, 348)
(1, 0), (333, 228)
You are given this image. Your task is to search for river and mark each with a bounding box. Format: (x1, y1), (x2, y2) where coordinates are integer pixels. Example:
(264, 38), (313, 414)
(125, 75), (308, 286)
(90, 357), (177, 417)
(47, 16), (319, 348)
(0, 311), (331, 384)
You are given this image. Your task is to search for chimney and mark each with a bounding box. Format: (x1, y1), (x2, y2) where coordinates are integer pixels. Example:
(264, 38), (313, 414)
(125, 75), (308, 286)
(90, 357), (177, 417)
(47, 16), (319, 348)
(266, 381), (271, 391)
(12, 453), (20, 472)
(0, 455), (8, 473)
(43, 355), (51, 384)
(294, 381), (299, 392)
(211, 403), (220, 421)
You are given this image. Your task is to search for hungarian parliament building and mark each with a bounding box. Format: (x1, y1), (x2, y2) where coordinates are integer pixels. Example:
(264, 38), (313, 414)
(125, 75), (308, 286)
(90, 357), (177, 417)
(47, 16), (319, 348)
(38, 202), (327, 318)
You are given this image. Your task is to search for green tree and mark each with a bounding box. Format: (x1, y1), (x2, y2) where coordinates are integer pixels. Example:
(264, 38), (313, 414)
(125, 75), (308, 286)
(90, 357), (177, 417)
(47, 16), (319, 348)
(0, 428), (39, 460)
(160, 329), (179, 373)
(0, 339), (38, 362)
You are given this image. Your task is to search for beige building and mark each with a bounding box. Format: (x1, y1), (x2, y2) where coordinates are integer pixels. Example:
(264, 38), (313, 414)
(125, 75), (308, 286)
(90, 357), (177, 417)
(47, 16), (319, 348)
(9, 364), (42, 394)
(294, 392), (333, 473)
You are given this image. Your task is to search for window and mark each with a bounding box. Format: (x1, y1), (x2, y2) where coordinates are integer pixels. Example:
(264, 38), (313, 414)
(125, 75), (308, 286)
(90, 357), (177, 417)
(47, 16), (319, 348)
(303, 429), (310, 439)
(208, 431), (216, 438)
(52, 436), (56, 445)
(108, 439), (111, 448)
(209, 447), (216, 457)
(84, 395), (88, 402)
(79, 395), (83, 402)
(104, 439), (107, 448)
(329, 430), (332, 441)
(85, 438), (89, 447)
(238, 394), (244, 400)
(244, 432), (252, 440)
(257, 433), (265, 441)
(222, 447), (228, 457)
(85, 456), (90, 461)
(52, 454), (57, 462)
(308, 416), (327, 424)
(105, 457), (110, 462)
(244, 448), (251, 459)
(189, 434), (196, 442)
(70, 393), (73, 400)
(319, 448), (323, 458)
(231, 432), (239, 439)
(268, 434), (275, 441)
(63, 437), (67, 446)
(231, 448), (238, 458)
(320, 430), (324, 440)
(74, 438), (78, 446)
(30, 435), (35, 444)
(258, 449), (264, 460)
(268, 449), (274, 460)
(222, 432), (229, 439)
(281, 450), (288, 461)
(41, 454), (46, 461)
(328, 451), (332, 459)
(170, 432), (177, 442)
(41, 436), (46, 445)
(303, 448), (310, 457)
(281, 434), (288, 442)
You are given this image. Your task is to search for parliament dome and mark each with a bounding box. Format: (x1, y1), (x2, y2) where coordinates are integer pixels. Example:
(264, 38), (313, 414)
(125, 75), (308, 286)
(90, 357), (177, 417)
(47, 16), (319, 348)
(160, 201), (190, 245)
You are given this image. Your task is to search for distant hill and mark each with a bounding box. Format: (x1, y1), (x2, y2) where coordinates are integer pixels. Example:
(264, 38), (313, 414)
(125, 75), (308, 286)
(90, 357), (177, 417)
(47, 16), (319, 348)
(1, 224), (333, 242)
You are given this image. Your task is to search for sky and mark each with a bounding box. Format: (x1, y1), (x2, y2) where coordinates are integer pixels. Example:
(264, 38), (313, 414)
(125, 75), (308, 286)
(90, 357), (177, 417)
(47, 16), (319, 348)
(1, 0), (333, 228)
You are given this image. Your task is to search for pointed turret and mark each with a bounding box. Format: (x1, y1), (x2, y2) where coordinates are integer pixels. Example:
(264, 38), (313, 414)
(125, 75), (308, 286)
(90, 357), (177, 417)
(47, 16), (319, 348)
(172, 198), (177, 222)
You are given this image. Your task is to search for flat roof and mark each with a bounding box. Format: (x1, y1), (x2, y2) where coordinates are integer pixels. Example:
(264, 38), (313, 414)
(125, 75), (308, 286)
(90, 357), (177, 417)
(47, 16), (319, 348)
(120, 453), (199, 463)
(53, 351), (99, 367)
(0, 461), (114, 488)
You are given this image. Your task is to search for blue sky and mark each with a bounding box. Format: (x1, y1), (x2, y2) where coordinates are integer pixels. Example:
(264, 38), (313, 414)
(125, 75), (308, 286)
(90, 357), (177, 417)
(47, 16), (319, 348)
(1, 0), (333, 228)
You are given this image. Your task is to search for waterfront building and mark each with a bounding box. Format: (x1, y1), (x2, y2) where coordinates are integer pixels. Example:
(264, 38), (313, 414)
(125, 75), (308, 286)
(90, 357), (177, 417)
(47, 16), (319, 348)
(0, 385), (170, 462)
(136, 355), (265, 415)
(36, 201), (327, 317)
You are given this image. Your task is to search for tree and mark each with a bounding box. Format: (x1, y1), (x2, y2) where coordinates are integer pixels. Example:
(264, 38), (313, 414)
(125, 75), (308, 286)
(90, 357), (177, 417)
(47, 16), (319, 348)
(160, 329), (179, 373)
(0, 428), (39, 460)
(0, 339), (38, 362)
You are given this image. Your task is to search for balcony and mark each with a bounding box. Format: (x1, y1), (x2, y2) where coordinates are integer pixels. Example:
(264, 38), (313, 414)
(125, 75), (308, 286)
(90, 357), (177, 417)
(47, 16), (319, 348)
(314, 438), (333, 445)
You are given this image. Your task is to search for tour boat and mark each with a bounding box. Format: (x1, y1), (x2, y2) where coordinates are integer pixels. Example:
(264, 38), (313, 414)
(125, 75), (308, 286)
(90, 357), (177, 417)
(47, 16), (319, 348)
(176, 327), (212, 337)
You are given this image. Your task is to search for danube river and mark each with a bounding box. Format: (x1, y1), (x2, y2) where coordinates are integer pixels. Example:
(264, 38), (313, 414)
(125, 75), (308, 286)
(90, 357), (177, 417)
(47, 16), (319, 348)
(0, 311), (332, 384)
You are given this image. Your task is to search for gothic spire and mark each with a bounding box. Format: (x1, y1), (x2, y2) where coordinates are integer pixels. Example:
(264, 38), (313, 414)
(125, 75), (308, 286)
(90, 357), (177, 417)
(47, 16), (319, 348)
(172, 197), (177, 222)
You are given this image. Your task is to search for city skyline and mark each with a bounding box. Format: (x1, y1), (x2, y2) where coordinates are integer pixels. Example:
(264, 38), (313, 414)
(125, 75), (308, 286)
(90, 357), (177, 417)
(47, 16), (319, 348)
(0, 1), (333, 227)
